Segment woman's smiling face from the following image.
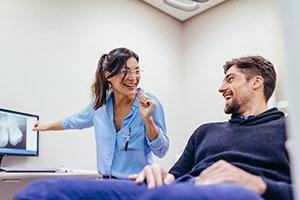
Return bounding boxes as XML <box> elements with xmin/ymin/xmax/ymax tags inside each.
<box><xmin>107</xmin><ymin>56</ymin><xmax>140</xmax><ymax>98</ymax></box>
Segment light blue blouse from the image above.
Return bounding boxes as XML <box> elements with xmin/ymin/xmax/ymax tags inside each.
<box><xmin>61</xmin><ymin>88</ymin><xmax>169</xmax><ymax>179</ymax></box>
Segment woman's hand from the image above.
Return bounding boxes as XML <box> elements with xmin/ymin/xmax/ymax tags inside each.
<box><xmin>139</xmin><ymin>92</ymin><xmax>155</xmax><ymax>120</ymax></box>
<box><xmin>32</xmin><ymin>120</ymin><xmax>64</xmax><ymax>131</ymax></box>
<box><xmin>138</xmin><ymin>92</ymin><xmax>159</xmax><ymax>141</ymax></box>
<box><xmin>32</xmin><ymin>120</ymin><xmax>49</xmax><ymax>131</ymax></box>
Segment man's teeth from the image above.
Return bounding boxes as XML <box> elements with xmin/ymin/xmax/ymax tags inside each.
<box><xmin>225</xmin><ymin>96</ymin><xmax>232</xmax><ymax>100</ymax></box>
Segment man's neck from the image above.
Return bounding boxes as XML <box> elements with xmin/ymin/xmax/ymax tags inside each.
<box><xmin>238</xmin><ymin>103</ymin><xmax>268</xmax><ymax>119</ymax></box>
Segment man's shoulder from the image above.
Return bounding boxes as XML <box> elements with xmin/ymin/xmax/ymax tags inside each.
<box><xmin>198</xmin><ymin>121</ymin><xmax>229</xmax><ymax>128</ymax></box>
<box><xmin>186</xmin><ymin>121</ymin><xmax>230</xmax><ymax>145</ymax></box>
<box><xmin>192</xmin><ymin>121</ymin><xmax>229</xmax><ymax>135</ymax></box>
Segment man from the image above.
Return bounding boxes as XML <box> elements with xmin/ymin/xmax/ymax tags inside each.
<box><xmin>13</xmin><ymin>55</ymin><xmax>293</xmax><ymax>200</ymax></box>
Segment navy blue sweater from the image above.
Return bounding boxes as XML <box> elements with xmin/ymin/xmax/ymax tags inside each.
<box><xmin>169</xmin><ymin>108</ymin><xmax>293</xmax><ymax>200</ymax></box>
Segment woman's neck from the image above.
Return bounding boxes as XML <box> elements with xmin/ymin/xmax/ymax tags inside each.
<box><xmin>113</xmin><ymin>92</ymin><xmax>137</xmax><ymax>109</ymax></box>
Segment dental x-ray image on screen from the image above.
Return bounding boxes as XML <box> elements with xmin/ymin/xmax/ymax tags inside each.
<box><xmin>0</xmin><ymin>108</ymin><xmax>38</xmax><ymax>157</ymax></box>
<box><xmin>0</xmin><ymin>113</ymin><xmax>27</xmax><ymax>148</ymax></box>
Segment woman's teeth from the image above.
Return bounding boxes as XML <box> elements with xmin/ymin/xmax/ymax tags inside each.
<box><xmin>124</xmin><ymin>84</ymin><xmax>135</xmax><ymax>87</ymax></box>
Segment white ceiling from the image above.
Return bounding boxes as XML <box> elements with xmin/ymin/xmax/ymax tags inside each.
<box><xmin>141</xmin><ymin>0</ymin><xmax>227</xmax><ymax>21</ymax></box>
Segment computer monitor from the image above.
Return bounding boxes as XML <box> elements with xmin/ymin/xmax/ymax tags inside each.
<box><xmin>0</xmin><ymin>108</ymin><xmax>39</xmax><ymax>165</ymax></box>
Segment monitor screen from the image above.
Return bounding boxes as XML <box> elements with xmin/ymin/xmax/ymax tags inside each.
<box><xmin>0</xmin><ymin>108</ymin><xmax>39</xmax><ymax>156</ymax></box>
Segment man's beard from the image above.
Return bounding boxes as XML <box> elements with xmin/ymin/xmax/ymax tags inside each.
<box><xmin>224</xmin><ymin>98</ymin><xmax>241</xmax><ymax>114</ymax></box>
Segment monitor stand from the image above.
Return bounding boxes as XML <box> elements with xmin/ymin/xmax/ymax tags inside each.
<box><xmin>0</xmin><ymin>155</ymin><xmax>7</xmax><ymax>171</ymax></box>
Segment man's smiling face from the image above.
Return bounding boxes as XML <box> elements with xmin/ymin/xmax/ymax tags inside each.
<box><xmin>218</xmin><ymin>65</ymin><xmax>253</xmax><ymax>115</ymax></box>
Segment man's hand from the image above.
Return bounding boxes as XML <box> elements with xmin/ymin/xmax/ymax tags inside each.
<box><xmin>195</xmin><ymin>160</ymin><xmax>267</xmax><ymax>196</ymax></box>
<box><xmin>128</xmin><ymin>163</ymin><xmax>175</xmax><ymax>189</ymax></box>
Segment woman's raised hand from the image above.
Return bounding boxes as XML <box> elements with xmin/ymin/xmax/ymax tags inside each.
<box><xmin>138</xmin><ymin>92</ymin><xmax>155</xmax><ymax>120</ymax></box>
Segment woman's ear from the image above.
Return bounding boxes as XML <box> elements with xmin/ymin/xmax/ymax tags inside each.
<box><xmin>104</xmin><ymin>71</ymin><xmax>111</xmax><ymax>79</ymax></box>
<box><xmin>252</xmin><ymin>76</ymin><xmax>264</xmax><ymax>90</ymax></box>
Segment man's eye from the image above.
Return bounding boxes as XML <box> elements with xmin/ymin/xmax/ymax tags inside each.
<box><xmin>135</xmin><ymin>70</ymin><xmax>140</xmax><ymax>74</ymax></box>
<box><xmin>228</xmin><ymin>77</ymin><xmax>233</xmax><ymax>82</ymax></box>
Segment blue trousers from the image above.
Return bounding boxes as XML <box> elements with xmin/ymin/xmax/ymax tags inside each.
<box><xmin>13</xmin><ymin>177</ymin><xmax>264</xmax><ymax>200</ymax></box>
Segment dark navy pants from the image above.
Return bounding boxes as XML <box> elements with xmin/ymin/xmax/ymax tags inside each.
<box><xmin>13</xmin><ymin>177</ymin><xmax>264</xmax><ymax>200</ymax></box>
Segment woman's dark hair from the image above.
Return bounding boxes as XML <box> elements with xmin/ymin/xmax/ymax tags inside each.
<box><xmin>91</xmin><ymin>47</ymin><xmax>139</xmax><ymax>110</ymax></box>
<box><xmin>223</xmin><ymin>55</ymin><xmax>276</xmax><ymax>102</ymax></box>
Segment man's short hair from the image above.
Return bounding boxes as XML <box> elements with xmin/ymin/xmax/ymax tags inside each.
<box><xmin>223</xmin><ymin>55</ymin><xmax>276</xmax><ymax>102</ymax></box>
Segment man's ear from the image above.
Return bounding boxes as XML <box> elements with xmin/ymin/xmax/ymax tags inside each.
<box><xmin>252</xmin><ymin>76</ymin><xmax>264</xmax><ymax>90</ymax></box>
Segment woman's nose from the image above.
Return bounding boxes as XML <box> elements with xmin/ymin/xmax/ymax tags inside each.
<box><xmin>127</xmin><ymin>72</ymin><xmax>136</xmax><ymax>79</ymax></box>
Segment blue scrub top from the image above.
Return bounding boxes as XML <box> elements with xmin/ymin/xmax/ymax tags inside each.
<box><xmin>62</xmin><ymin>88</ymin><xmax>169</xmax><ymax>179</ymax></box>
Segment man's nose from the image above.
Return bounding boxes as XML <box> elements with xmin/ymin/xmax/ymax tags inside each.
<box><xmin>218</xmin><ymin>82</ymin><xmax>227</xmax><ymax>93</ymax></box>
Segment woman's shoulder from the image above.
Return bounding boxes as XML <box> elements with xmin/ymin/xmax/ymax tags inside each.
<box><xmin>138</xmin><ymin>88</ymin><xmax>158</xmax><ymax>99</ymax></box>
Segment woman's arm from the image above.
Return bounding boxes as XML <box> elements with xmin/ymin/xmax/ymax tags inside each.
<box><xmin>32</xmin><ymin>120</ymin><xmax>64</xmax><ymax>131</ymax></box>
<box><xmin>33</xmin><ymin>101</ymin><xmax>94</xmax><ymax>132</ymax></box>
<box><xmin>139</xmin><ymin>92</ymin><xmax>159</xmax><ymax>141</ymax></box>
<box><xmin>139</xmin><ymin>91</ymin><xmax>169</xmax><ymax>158</ymax></box>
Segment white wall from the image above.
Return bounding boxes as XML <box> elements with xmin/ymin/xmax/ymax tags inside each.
<box><xmin>180</xmin><ymin>0</ymin><xmax>287</xmax><ymax>148</ymax></box>
<box><xmin>0</xmin><ymin>0</ymin><xmax>183</xmax><ymax>171</ymax></box>
<box><xmin>0</xmin><ymin>0</ymin><xmax>288</xmax><ymax>172</ymax></box>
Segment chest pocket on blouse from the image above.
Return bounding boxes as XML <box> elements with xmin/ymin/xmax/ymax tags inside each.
<box><xmin>117</xmin><ymin>125</ymin><xmax>146</xmax><ymax>151</ymax></box>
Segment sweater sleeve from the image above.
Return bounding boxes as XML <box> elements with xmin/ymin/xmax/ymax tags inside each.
<box><xmin>262</xmin><ymin>177</ymin><xmax>293</xmax><ymax>200</ymax></box>
<box><xmin>169</xmin><ymin>131</ymin><xmax>196</xmax><ymax>178</ymax></box>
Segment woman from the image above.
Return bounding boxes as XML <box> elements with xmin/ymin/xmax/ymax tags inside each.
<box><xmin>33</xmin><ymin>47</ymin><xmax>169</xmax><ymax>179</ymax></box>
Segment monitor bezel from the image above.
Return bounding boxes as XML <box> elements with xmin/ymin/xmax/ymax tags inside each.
<box><xmin>0</xmin><ymin>108</ymin><xmax>39</xmax><ymax>157</ymax></box>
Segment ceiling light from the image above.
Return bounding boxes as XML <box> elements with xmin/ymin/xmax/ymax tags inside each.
<box><xmin>163</xmin><ymin>0</ymin><xmax>212</xmax><ymax>12</ymax></box>
<box><xmin>190</xmin><ymin>0</ymin><xmax>211</xmax><ymax>4</ymax></box>
<box><xmin>163</xmin><ymin>0</ymin><xmax>199</xmax><ymax>12</ymax></box>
